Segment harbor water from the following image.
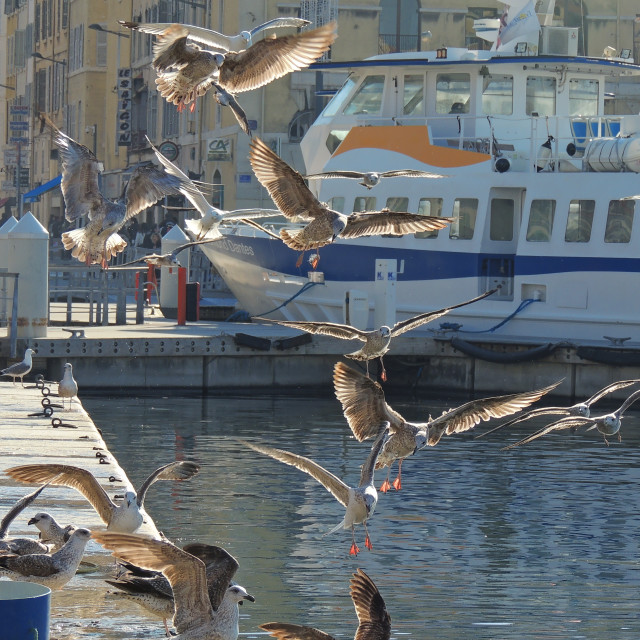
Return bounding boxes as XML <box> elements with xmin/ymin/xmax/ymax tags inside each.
<box><xmin>52</xmin><ymin>387</ymin><xmax>640</xmax><ymax>639</ymax></box>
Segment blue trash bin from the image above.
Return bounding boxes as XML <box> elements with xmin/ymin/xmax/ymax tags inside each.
<box><xmin>0</xmin><ymin>580</ymin><xmax>51</xmax><ymax>640</ymax></box>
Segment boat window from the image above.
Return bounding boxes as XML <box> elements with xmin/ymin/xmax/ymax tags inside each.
<box><xmin>565</xmin><ymin>200</ymin><xmax>595</xmax><ymax>242</ymax></box>
<box><xmin>526</xmin><ymin>200</ymin><xmax>555</xmax><ymax>242</ymax></box>
<box><xmin>325</xmin><ymin>129</ymin><xmax>349</xmax><ymax>154</ymax></box>
<box><xmin>385</xmin><ymin>197</ymin><xmax>409</xmax><ymax>211</ymax></box>
<box><xmin>482</xmin><ymin>75</ymin><xmax>513</xmax><ymax>116</ymax></box>
<box><xmin>415</xmin><ymin>197</ymin><xmax>444</xmax><ymax>238</ymax></box>
<box><xmin>436</xmin><ymin>73</ymin><xmax>470</xmax><ymax>115</ymax></box>
<box><xmin>604</xmin><ymin>200</ymin><xmax>634</xmax><ymax>243</ymax></box>
<box><xmin>343</xmin><ymin>75</ymin><xmax>385</xmax><ymax>115</ymax></box>
<box><xmin>526</xmin><ymin>76</ymin><xmax>556</xmax><ymax>116</ymax></box>
<box><xmin>490</xmin><ymin>199</ymin><xmax>514</xmax><ymax>241</ymax></box>
<box><xmin>353</xmin><ymin>196</ymin><xmax>376</xmax><ymax>212</ymax></box>
<box><xmin>449</xmin><ymin>198</ymin><xmax>478</xmax><ymax>239</ymax></box>
<box><xmin>403</xmin><ymin>74</ymin><xmax>424</xmax><ymax>115</ymax></box>
<box><xmin>569</xmin><ymin>79</ymin><xmax>599</xmax><ymax>117</ymax></box>
<box><xmin>321</xmin><ymin>76</ymin><xmax>357</xmax><ymax>118</ymax></box>
<box><xmin>328</xmin><ymin>197</ymin><xmax>345</xmax><ymax>213</ymax></box>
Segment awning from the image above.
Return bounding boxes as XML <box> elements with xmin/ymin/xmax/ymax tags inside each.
<box><xmin>0</xmin><ymin>198</ymin><xmax>10</xmax><ymax>207</ymax></box>
<box><xmin>23</xmin><ymin>174</ymin><xmax>62</xmax><ymax>203</ymax></box>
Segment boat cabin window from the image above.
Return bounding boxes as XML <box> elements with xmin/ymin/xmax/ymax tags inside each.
<box><xmin>604</xmin><ymin>199</ymin><xmax>635</xmax><ymax>243</ymax></box>
<box><xmin>565</xmin><ymin>200</ymin><xmax>595</xmax><ymax>242</ymax></box>
<box><xmin>526</xmin><ymin>200</ymin><xmax>555</xmax><ymax>242</ymax></box>
<box><xmin>328</xmin><ymin>197</ymin><xmax>345</xmax><ymax>213</ymax></box>
<box><xmin>449</xmin><ymin>198</ymin><xmax>478</xmax><ymax>239</ymax></box>
<box><xmin>321</xmin><ymin>76</ymin><xmax>357</xmax><ymax>118</ymax></box>
<box><xmin>385</xmin><ymin>197</ymin><xmax>409</xmax><ymax>211</ymax></box>
<box><xmin>436</xmin><ymin>73</ymin><xmax>470</xmax><ymax>115</ymax></box>
<box><xmin>482</xmin><ymin>75</ymin><xmax>513</xmax><ymax>116</ymax></box>
<box><xmin>569</xmin><ymin>79</ymin><xmax>599</xmax><ymax>116</ymax></box>
<box><xmin>325</xmin><ymin>129</ymin><xmax>349</xmax><ymax>154</ymax></box>
<box><xmin>343</xmin><ymin>75</ymin><xmax>385</xmax><ymax>115</ymax></box>
<box><xmin>526</xmin><ymin>76</ymin><xmax>556</xmax><ymax>116</ymax></box>
<box><xmin>353</xmin><ymin>196</ymin><xmax>376</xmax><ymax>212</ymax></box>
<box><xmin>403</xmin><ymin>74</ymin><xmax>424</xmax><ymax>115</ymax></box>
<box><xmin>490</xmin><ymin>199</ymin><xmax>514</xmax><ymax>241</ymax></box>
<box><xmin>415</xmin><ymin>197</ymin><xmax>444</xmax><ymax>238</ymax></box>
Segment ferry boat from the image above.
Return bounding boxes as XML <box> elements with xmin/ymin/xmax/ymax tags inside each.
<box><xmin>198</xmin><ymin>22</ymin><xmax>640</xmax><ymax>354</ymax></box>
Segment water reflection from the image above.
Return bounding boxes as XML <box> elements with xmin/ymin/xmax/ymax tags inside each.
<box><xmin>56</xmin><ymin>392</ymin><xmax>640</xmax><ymax>639</ymax></box>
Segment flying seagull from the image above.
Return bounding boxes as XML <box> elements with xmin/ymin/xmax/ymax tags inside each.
<box><xmin>305</xmin><ymin>169</ymin><xmax>447</xmax><ymax>189</ymax></box>
<box><xmin>41</xmin><ymin>114</ymin><xmax>186</xmax><ymax>268</ymax></box>
<box><xmin>212</xmin><ymin>82</ymin><xmax>251</xmax><ymax>136</ymax></box>
<box><xmin>239</xmin><ymin>423</ymin><xmax>389</xmax><ymax>556</ymax></box>
<box><xmin>1</xmin><ymin>347</ymin><xmax>34</xmax><ymax>386</ymax></box>
<box><xmin>116</xmin><ymin>238</ymin><xmax>225</xmax><ymax>268</ymax></box>
<box><xmin>150</xmin><ymin>138</ymin><xmax>280</xmax><ymax>240</ymax></box>
<box><xmin>0</xmin><ymin>528</ymin><xmax>92</xmax><ymax>590</ymax></box>
<box><xmin>6</xmin><ymin>461</ymin><xmax>200</xmax><ymax>533</ymax></box>
<box><xmin>28</xmin><ymin>512</ymin><xmax>77</xmax><ymax>552</ymax></box>
<box><xmin>260</xmin><ymin>568</ymin><xmax>391</xmax><ymax>640</ymax></box>
<box><xmin>119</xmin><ymin>17</ymin><xmax>310</xmax><ymax>52</ymax></box>
<box><xmin>57</xmin><ymin>362</ymin><xmax>78</xmax><ymax>410</ymax></box>
<box><xmin>94</xmin><ymin>532</ymin><xmax>255</xmax><ymax>640</ymax></box>
<box><xmin>107</xmin><ymin>543</ymin><xmax>252</xmax><ymax>638</ymax></box>
<box><xmin>249</xmin><ymin>137</ymin><xmax>453</xmax><ymax>267</ymax></box>
<box><xmin>503</xmin><ymin>388</ymin><xmax>640</xmax><ymax>449</ymax></box>
<box><xmin>334</xmin><ymin>361</ymin><xmax>562</xmax><ymax>491</ymax></box>
<box><xmin>255</xmin><ymin>288</ymin><xmax>497</xmax><ymax>380</ymax></box>
<box><xmin>477</xmin><ymin>378</ymin><xmax>640</xmax><ymax>439</ymax></box>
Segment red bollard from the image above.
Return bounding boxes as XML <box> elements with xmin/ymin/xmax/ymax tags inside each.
<box><xmin>134</xmin><ymin>272</ymin><xmax>140</xmax><ymax>301</ymax></box>
<box><xmin>146</xmin><ymin>264</ymin><xmax>156</xmax><ymax>303</ymax></box>
<box><xmin>177</xmin><ymin>266</ymin><xmax>187</xmax><ymax>325</ymax></box>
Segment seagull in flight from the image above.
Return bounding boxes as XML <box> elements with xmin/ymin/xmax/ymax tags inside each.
<box><xmin>212</xmin><ymin>82</ymin><xmax>252</xmax><ymax>136</ymax></box>
<box><xmin>5</xmin><ymin>461</ymin><xmax>200</xmax><ymax>533</ymax></box>
<box><xmin>260</xmin><ymin>568</ymin><xmax>391</xmax><ymax>640</ymax></box>
<box><xmin>239</xmin><ymin>423</ymin><xmax>389</xmax><ymax>556</ymax></box>
<box><xmin>1</xmin><ymin>347</ymin><xmax>34</xmax><ymax>386</ymax></box>
<box><xmin>249</xmin><ymin>137</ymin><xmax>452</xmax><ymax>267</ymax></box>
<box><xmin>334</xmin><ymin>361</ymin><xmax>562</xmax><ymax>492</ymax></box>
<box><xmin>305</xmin><ymin>168</ymin><xmax>447</xmax><ymax>189</ymax></box>
<box><xmin>117</xmin><ymin>238</ymin><xmax>224</xmax><ymax>268</ymax></box>
<box><xmin>255</xmin><ymin>288</ymin><xmax>497</xmax><ymax>380</ymax></box>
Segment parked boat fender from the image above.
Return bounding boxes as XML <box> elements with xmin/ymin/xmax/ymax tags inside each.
<box><xmin>450</xmin><ymin>337</ymin><xmax>557</xmax><ymax>363</ymax></box>
<box><xmin>536</xmin><ymin>136</ymin><xmax>554</xmax><ymax>172</ymax></box>
<box><xmin>585</xmin><ymin>136</ymin><xmax>640</xmax><ymax>172</ymax></box>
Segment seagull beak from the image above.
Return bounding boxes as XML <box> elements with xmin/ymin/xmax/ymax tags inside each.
<box><xmin>27</xmin><ymin>516</ymin><xmax>38</xmax><ymax>525</ymax></box>
<box><xmin>242</xmin><ymin>594</ymin><xmax>256</xmax><ymax>603</ymax></box>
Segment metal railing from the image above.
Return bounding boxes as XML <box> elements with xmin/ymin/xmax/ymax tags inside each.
<box><xmin>0</xmin><ymin>272</ymin><xmax>19</xmax><ymax>358</ymax></box>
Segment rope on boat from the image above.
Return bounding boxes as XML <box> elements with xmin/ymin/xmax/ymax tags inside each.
<box><xmin>439</xmin><ymin>297</ymin><xmax>541</xmax><ymax>334</ymax></box>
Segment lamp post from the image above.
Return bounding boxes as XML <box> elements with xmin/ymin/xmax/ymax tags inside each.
<box><xmin>31</xmin><ymin>51</ymin><xmax>67</xmax><ymax>65</ymax></box>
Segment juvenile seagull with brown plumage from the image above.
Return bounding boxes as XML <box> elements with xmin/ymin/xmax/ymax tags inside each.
<box><xmin>333</xmin><ymin>361</ymin><xmax>562</xmax><ymax>492</ymax></box>
<box><xmin>260</xmin><ymin>568</ymin><xmax>391</xmax><ymax>640</ymax></box>
<box><xmin>249</xmin><ymin>137</ymin><xmax>453</xmax><ymax>267</ymax></box>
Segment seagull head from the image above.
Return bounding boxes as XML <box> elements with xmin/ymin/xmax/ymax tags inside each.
<box><xmin>575</xmin><ymin>403</ymin><xmax>590</xmax><ymax>418</ymax></box>
<box><xmin>123</xmin><ymin>490</ymin><xmax>138</xmax><ymax>507</ymax></box>
<box><xmin>213</xmin><ymin>52</ymin><xmax>226</xmax><ymax>68</ymax></box>
<box><xmin>332</xmin><ymin>216</ymin><xmax>347</xmax><ymax>240</ymax></box>
<box><xmin>415</xmin><ymin>431</ymin><xmax>428</xmax><ymax>452</ymax></box>
<box><xmin>239</xmin><ymin>31</ymin><xmax>252</xmax><ymax>48</ymax></box>
<box><xmin>24</xmin><ymin>348</ymin><xmax>34</xmax><ymax>357</ymax></box>
<box><xmin>601</xmin><ymin>415</ymin><xmax>621</xmax><ymax>435</ymax></box>
<box><xmin>69</xmin><ymin>528</ymin><xmax>92</xmax><ymax>545</ymax></box>
<box><xmin>64</xmin><ymin>362</ymin><xmax>73</xmax><ymax>371</ymax></box>
<box><xmin>378</xmin><ymin>326</ymin><xmax>391</xmax><ymax>339</ymax></box>
<box><xmin>227</xmin><ymin>583</ymin><xmax>255</xmax><ymax>605</ymax></box>
<box><xmin>102</xmin><ymin>210</ymin><xmax>122</xmax><ymax>233</ymax></box>
<box><xmin>28</xmin><ymin>512</ymin><xmax>53</xmax><ymax>528</ymax></box>
<box><xmin>363</xmin><ymin>172</ymin><xmax>380</xmax><ymax>187</ymax></box>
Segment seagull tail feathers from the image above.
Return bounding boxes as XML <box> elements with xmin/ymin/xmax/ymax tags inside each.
<box><xmin>323</xmin><ymin>518</ymin><xmax>346</xmax><ymax>537</ymax></box>
<box><xmin>62</xmin><ymin>229</ymin><xmax>127</xmax><ymax>265</ymax></box>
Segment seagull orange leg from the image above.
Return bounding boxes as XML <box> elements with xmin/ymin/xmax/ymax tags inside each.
<box><xmin>311</xmin><ymin>249</ymin><xmax>320</xmax><ymax>269</ymax></box>
<box><xmin>295</xmin><ymin>252</ymin><xmax>304</xmax><ymax>268</ymax></box>
<box><xmin>364</xmin><ymin>522</ymin><xmax>373</xmax><ymax>550</ymax></box>
<box><xmin>349</xmin><ymin>527</ymin><xmax>360</xmax><ymax>556</ymax></box>
<box><xmin>392</xmin><ymin>459</ymin><xmax>403</xmax><ymax>491</ymax></box>
<box><xmin>379</xmin><ymin>468</ymin><xmax>392</xmax><ymax>493</ymax></box>
<box><xmin>380</xmin><ymin>357</ymin><xmax>387</xmax><ymax>382</ymax></box>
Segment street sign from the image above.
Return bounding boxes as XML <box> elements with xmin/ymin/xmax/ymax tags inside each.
<box><xmin>117</xmin><ymin>67</ymin><xmax>132</xmax><ymax>146</ymax></box>
<box><xmin>17</xmin><ymin>167</ymin><xmax>29</xmax><ymax>188</ymax></box>
<box><xmin>2</xmin><ymin>182</ymin><xmax>16</xmax><ymax>192</ymax></box>
<box><xmin>9</xmin><ymin>105</ymin><xmax>29</xmax><ymax>115</ymax></box>
<box><xmin>9</xmin><ymin>121</ymin><xmax>29</xmax><ymax>131</ymax></box>
<box><xmin>9</xmin><ymin>136</ymin><xmax>29</xmax><ymax>144</ymax></box>
<box><xmin>4</xmin><ymin>150</ymin><xmax>18</xmax><ymax>164</ymax></box>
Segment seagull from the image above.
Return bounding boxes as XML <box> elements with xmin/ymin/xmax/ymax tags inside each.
<box><xmin>1</xmin><ymin>347</ymin><xmax>34</xmax><ymax>386</ymax></box>
<box><xmin>212</xmin><ymin>82</ymin><xmax>251</xmax><ymax>136</ymax></box>
<box><xmin>119</xmin><ymin>17</ymin><xmax>311</xmax><ymax>53</ymax></box>
<box><xmin>477</xmin><ymin>379</ymin><xmax>640</xmax><ymax>439</ymax></box>
<box><xmin>94</xmin><ymin>532</ymin><xmax>255</xmax><ymax>640</ymax></box>
<box><xmin>0</xmin><ymin>528</ymin><xmax>91</xmax><ymax>590</ymax></box>
<box><xmin>260</xmin><ymin>568</ymin><xmax>391</xmax><ymax>640</ymax></box>
<box><xmin>305</xmin><ymin>169</ymin><xmax>447</xmax><ymax>189</ymax></box>
<box><xmin>28</xmin><ymin>512</ymin><xmax>77</xmax><ymax>552</ymax></box>
<box><xmin>503</xmin><ymin>388</ymin><xmax>640</xmax><ymax>449</ymax></box>
<box><xmin>5</xmin><ymin>461</ymin><xmax>200</xmax><ymax>533</ymax></box>
<box><xmin>255</xmin><ymin>288</ymin><xmax>497</xmax><ymax>381</ymax></box>
<box><xmin>131</xmin><ymin>22</ymin><xmax>336</xmax><ymax>113</ymax></box>
<box><xmin>57</xmin><ymin>362</ymin><xmax>78</xmax><ymax>410</ymax></box>
<box><xmin>116</xmin><ymin>238</ymin><xmax>224</xmax><ymax>268</ymax></box>
<box><xmin>334</xmin><ymin>361</ymin><xmax>562</xmax><ymax>492</ymax></box>
<box><xmin>41</xmin><ymin>114</ymin><xmax>187</xmax><ymax>268</ymax></box>
<box><xmin>0</xmin><ymin>484</ymin><xmax>52</xmax><ymax>556</ymax></box>
<box><xmin>107</xmin><ymin>543</ymin><xmax>252</xmax><ymax>638</ymax></box>
<box><xmin>150</xmin><ymin>138</ymin><xmax>280</xmax><ymax>240</ymax></box>
<box><xmin>249</xmin><ymin>137</ymin><xmax>453</xmax><ymax>267</ymax></box>
<box><xmin>239</xmin><ymin>423</ymin><xmax>389</xmax><ymax>556</ymax></box>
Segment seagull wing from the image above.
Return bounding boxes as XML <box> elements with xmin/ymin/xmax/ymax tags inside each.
<box><xmin>475</xmin><ymin>406</ymin><xmax>570</xmax><ymax>439</ymax></box>
<box><xmin>305</xmin><ymin>170</ymin><xmax>366</xmax><ymax>180</ymax></box>
<box><xmin>123</xmin><ymin>164</ymin><xmax>185</xmax><ymax>223</ymax></box>
<box><xmin>218</xmin><ymin>23</ymin><xmax>337</xmax><ymax>93</ymax></box>
<box><xmin>333</xmin><ymin>362</ymin><xmax>404</xmax><ymax>441</ymax></box>
<box><xmin>150</xmin><ymin>24</ymin><xmax>199</xmax><ymax>71</ymax></box>
<box><xmin>260</xmin><ymin>623</ymin><xmax>336</xmax><ymax>640</ymax></box>
<box><xmin>254</xmin><ymin>317</ymin><xmax>369</xmax><ymax>341</ymax></box>
<box><xmin>119</xmin><ymin>22</ymin><xmax>234</xmax><ymax>51</ymax></box>
<box><xmin>359</xmin><ymin>424</ymin><xmax>389</xmax><ymax>487</ymax></box>
<box><xmin>219</xmin><ymin>208</ymin><xmax>281</xmax><ymax>220</ymax></box>
<box><xmin>240</xmin><ymin>440</ymin><xmax>350</xmax><ymax>508</ymax></box>
<box><xmin>502</xmin><ymin>416</ymin><xmax>592</xmax><ymax>450</ymax></box>
<box><xmin>249</xmin><ymin>138</ymin><xmax>324</xmax><ymax>220</ymax></box>
<box><xmin>93</xmin><ymin>532</ymin><xmax>214</xmax><ymax>635</ymax></box>
<box><xmin>6</xmin><ymin>464</ymin><xmax>116</xmax><ymax>525</ymax></box>
<box><xmin>0</xmin><ymin>553</ymin><xmax>59</xmax><ymax>577</ymax></box>
<box><xmin>0</xmin><ymin>483</ymin><xmax>49</xmax><ymax>539</ymax></box>
<box><xmin>214</xmin><ymin>83</ymin><xmax>251</xmax><ymax>135</ymax></box>
<box><xmin>616</xmin><ymin>388</ymin><xmax>640</xmax><ymax>415</ymax></box>
<box><xmin>249</xmin><ymin>17</ymin><xmax>311</xmax><ymax>38</ymax></box>
<box><xmin>136</xmin><ymin>461</ymin><xmax>200</xmax><ymax>507</ymax></box>
<box><xmin>351</xmin><ymin>569</ymin><xmax>391</xmax><ymax>640</ymax></box>
<box><xmin>379</xmin><ymin>169</ymin><xmax>446</xmax><ymax>179</ymax></box>
<box><xmin>391</xmin><ymin>288</ymin><xmax>499</xmax><ymax>337</ymax></box>
<box><xmin>584</xmin><ymin>379</ymin><xmax>640</xmax><ymax>406</ymax></box>
<box><xmin>341</xmin><ymin>210</ymin><xmax>452</xmax><ymax>240</ymax></box>
<box><xmin>427</xmin><ymin>380</ymin><xmax>563</xmax><ymax>446</ymax></box>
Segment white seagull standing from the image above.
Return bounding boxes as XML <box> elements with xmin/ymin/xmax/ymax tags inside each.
<box><xmin>1</xmin><ymin>347</ymin><xmax>34</xmax><ymax>386</ymax></box>
<box><xmin>239</xmin><ymin>423</ymin><xmax>389</xmax><ymax>556</ymax></box>
<box><xmin>28</xmin><ymin>512</ymin><xmax>77</xmax><ymax>552</ymax></box>
<box><xmin>57</xmin><ymin>362</ymin><xmax>78</xmax><ymax>410</ymax></box>
<box><xmin>6</xmin><ymin>461</ymin><xmax>200</xmax><ymax>533</ymax></box>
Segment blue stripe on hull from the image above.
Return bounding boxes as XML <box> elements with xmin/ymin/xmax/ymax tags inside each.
<box><xmin>212</xmin><ymin>236</ymin><xmax>640</xmax><ymax>282</ymax></box>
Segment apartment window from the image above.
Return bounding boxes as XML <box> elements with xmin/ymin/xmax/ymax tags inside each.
<box><xmin>565</xmin><ymin>200</ymin><xmax>595</xmax><ymax>242</ymax></box>
<box><xmin>41</xmin><ymin>0</ymin><xmax>48</xmax><ymax>40</ymax></box>
<box><xmin>162</xmin><ymin>100</ymin><xmax>179</xmax><ymax>138</ymax></box>
<box><xmin>35</xmin><ymin>4</ymin><xmax>41</xmax><ymax>43</ymax></box>
<box><xmin>450</xmin><ymin>198</ymin><xmax>478</xmax><ymax>239</ymax></box>
<box><xmin>69</xmin><ymin>25</ymin><xmax>84</xmax><ymax>71</ymax></box>
<box><xmin>148</xmin><ymin>90</ymin><xmax>158</xmax><ymax>141</ymax></box>
<box><xmin>526</xmin><ymin>76</ymin><xmax>556</xmax><ymax>116</ymax></box>
<box><xmin>604</xmin><ymin>200</ymin><xmax>634</xmax><ymax>243</ymax></box>
<box><xmin>14</xmin><ymin>30</ymin><xmax>25</xmax><ymax>69</ymax></box>
<box><xmin>415</xmin><ymin>197</ymin><xmax>444</xmax><ymax>239</ymax></box>
<box><xmin>526</xmin><ymin>200</ymin><xmax>555</xmax><ymax>242</ymax></box>
<box><xmin>436</xmin><ymin>73</ymin><xmax>470</xmax><ymax>115</ymax></box>
<box><xmin>490</xmin><ymin>198</ymin><xmax>514</xmax><ymax>241</ymax></box>
<box><xmin>36</xmin><ymin>68</ymin><xmax>47</xmax><ymax>113</ymax></box>
<box><xmin>96</xmin><ymin>29</ymin><xmax>107</xmax><ymax>67</ymax></box>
